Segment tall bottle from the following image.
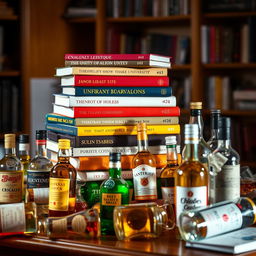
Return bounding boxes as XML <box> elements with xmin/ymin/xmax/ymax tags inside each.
<box><xmin>175</xmin><ymin>124</ymin><xmax>208</xmax><ymax>224</ymax></box>
<box><xmin>18</xmin><ymin>134</ymin><xmax>30</xmax><ymax>180</ymax></box>
<box><xmin>160</xmin><ymin>136</ymin><xmax>179</xmax><ymax>205</ymax></box>
<box><xmin>207</xmin><ymin>109</ymin><xmax>221</xmax><ymax>150</ymax></box>
<box><xmin>132</xmin><ymin>123</ymin><xmax>157</xmax><ymax>202</ymax></box>
<box><xmin>179</xmin><ymin>197</ymin><xmax>256</xmax><ymax>241</ymax></box>
<box><xmin>212</xmin><ymin>117</ymin><xmax>240</xmax><ymax>203</ymax></box>
<box><xmin>27</xmin><ymin>130</ymin><xmax>53</xmax><ymax>205</ymax></box>
<box><xmin>100</xmin><ymin>152</ymin><xmax>129</xmax><ymax>235</ymax></box>
<box><xmin>0</xmin><ymin>134</ymin><xmax>23</xmax><ymax>203</ymax></box>
<box><xmin>49</xmin><ymin>139</ymin><xmax>77</xmax><ymax>217</ymax></box>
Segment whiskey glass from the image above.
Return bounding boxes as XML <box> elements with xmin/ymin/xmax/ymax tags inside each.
<box><xmin>113</xmin><ymin>199</ymin><xmax>175</xmax><ymax>240</ymax></box>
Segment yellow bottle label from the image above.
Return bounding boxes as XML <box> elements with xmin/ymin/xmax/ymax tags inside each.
<box><xmin>102</xmin><ymin>193</ymin><xmax>121</xmax><ymax>206</ymax></box>
<box><xmin>49</xmin><ymin>178</ymin><xmax>70</xmax><ymax>211</ymax></box>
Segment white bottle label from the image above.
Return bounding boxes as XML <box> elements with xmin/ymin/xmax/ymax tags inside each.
<box><xmin>200</xmin><ymin>203</ymin><xmax>243</xmax><ymax>238</ymax></box>
<box><xmin>176</xmin><ymin>186</ymin><xmax>207</xmax><ymax>226</ymax></box>
<box><xmin>0</xmin><ymin>203</ymin><xmax>26</xmax><ymax>232</ymax></box>
<box><xmin>161</xmin><ymin>187</ymin><xmax>174</xmax><ymax>204</ymax></box>
<box><xmin>133</xmin><ymin>164</ymin><xmax>157</xmax><ymax>200</ymax></box>
<box><xmin>33</xmin><ymin>188</ymin><xmax>49</xmax><ymax>204</ymax></box>
<box><xmin>216</xmin><ymin>164</ymin><xmax>240</xmax><ymax>202</ymax></box>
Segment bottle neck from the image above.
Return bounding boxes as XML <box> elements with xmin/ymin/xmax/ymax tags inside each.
<box><xmin>109</xmin><ymin>161</ymin><xmax>121</xmax><ymax>178</ymax></box>
<box><xmin>217</xmin><ymin>138</ymin><xmax>231</xmax><ymax>149</ymax></box>
<box><xmin>210</xmin><ymin>129</ymin><xmax>219</xmax><ymax>140</ymax></box>
<box><xmin>166</xmin><ymin>145</ymin><xmax>178</xmax><ymax>165</ymax></box>
<box><xmin>18</xmin><ymin>143</ymin><xmax>30</xmax><ymax>156</ymax></box>
<box><xmin>5</xmin><ymin>147</ymin><xmax>16</xmax><ymax>156</ymax></box>
<box><xmin>189</xmin><ymin>109</ymin><xmax>204</xmax><ymax>138</ymax></box>
<box><xmin>217</xmin><ymin>128</ymin><xmax>231</xmax><ymax>148</ymax></box>
<box><xmin>58</xmin><ymin>148</ymin><xmax>71</xmax><ymax>163</ymax></box>
<box><xmin>138</xmin><ymin>139</ymin><xmax>149</xmax><ymax>152</ymax></box>
<box><xmin>183</xmin><ymin>141</ymin><xmax>199</xmax><ymax>161</ymax></box>
<box><xmin>36</xmin><ymin>140</ymin><xmax>47</xmax><ymax>157</ymax></box>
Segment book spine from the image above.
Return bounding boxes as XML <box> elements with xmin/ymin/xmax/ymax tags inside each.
<box><xmin>46</xmin><ymin>113</ymin><xmax>76</xmax><ymax>126</ymax></box>
<box><xmin>46</xmin><ymin>123</ymin><xmax>180</xmax><ymax>136</ymax></box>
<box><xmin>64</xmin><ymin>76</ymin><xmax>169</xmax><ymax>87</ymax></box>
<box><xmin>66</xmin><ymin>87</ymin><xmax>172</xmax><ymax>97</ymax></box>
<box><xmin>64</xmin><ymin>96</ymin><xmax>176</xmax><ymax>107</ymax></box>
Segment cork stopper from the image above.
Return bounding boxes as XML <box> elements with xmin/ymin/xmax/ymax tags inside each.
<box><xmin>5</xmin><ymin>134</ymin><xmax>16</xmax><ymax>149</ymax></box>
<box><xmin>58</xmin><ymin>139</ymin><xmax>70</xmax><ymax>149</ymax></box>
<box><xmin>137</xmin><ymin>122</ymin><xmax>147</xmax><ymax>132</ymax></box>
<box><xmin>137</xmin><ymin>123</ymin><xmax>147</xmax><ymax>140</ymax></box>
<box><xmin>190</xmin><ymin>102</ymin><xmax>202</xmax><ymax>110</ymax></box>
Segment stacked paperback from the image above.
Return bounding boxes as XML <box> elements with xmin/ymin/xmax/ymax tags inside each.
<box><xmin>45</xmin><ymin>53</ymin><xmax>181</xmax><ymax>205</ymax></box>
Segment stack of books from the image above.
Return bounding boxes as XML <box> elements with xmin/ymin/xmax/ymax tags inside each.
<box><xmin>45</xmin><ymin>53</ymin><xmax>180</xmax><ymax>203</ymax></box>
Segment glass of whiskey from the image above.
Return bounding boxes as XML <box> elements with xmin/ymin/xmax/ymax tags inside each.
<box><xmin>113</xmin><ymin>199</ymin><xmax>175</xmax><ymax>240</ymax></box>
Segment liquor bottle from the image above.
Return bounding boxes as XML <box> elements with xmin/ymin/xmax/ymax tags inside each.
<box><xmin>27</xmin><ymin>130</ymin><xmax>53</xmax><ymax>205</ymax></box>
<box><xmin>179</xmin><ymin>197</ymin><xmax>256</xmax><ymax>242</ymax></box>
<box><xmin>160</xmin><ymin>136</ymin><xmax>179</xmax><ymax>204</ymax></box>
<box><xmin>75</xmin><ymin>181</ymin><xmax>88</xmax><ymax>212</ymax></box>
<box><xmin>100</xmin><ymin>152</ymin><xmax>129</xmax><ymax>235</ymax></box>
<box><xmin>49</xmin><ymin>139</ymin><xmax>77</xmax><ymax>217</ymax></box>
<box><xmin>47</xmin><ymin>208</ymin><xmax>100</xmax><ymax>239</ymax></box>
<box><xmin>113</xmin><ymin>200</ymin><xmax>175</xmax><ymax>240</ymax></box>
<box><xmin>212</xmin><ymin>117</ymin><xmax>240</xmax><ymax>203</ymax></box>
<box><xmin>18</xmin><ymin>134</ymin><xmax>30</xmax><ymax>179</ymax></box>
<box><xmin>132</xmin><ymin>122</ymin><xmax>157</xmax><ymax>202</ymax></box>
<box><xmin>175</xmin><ymin>124</ymin><xmax>208</xmax><ymax>225</ymax></box>
<box><xmin>82</xmin><ymin>181</ymin><xmax>101</xmax><ymax>208</ymax></box>
<box><xmin>0</xmin><ymin>134</ymin><xmax>23</xmax><ymax>203</ymax></box>
<box><xmin>207</xmin><ymin>109</ymin><xmax>221</xmax><ymax>151</ymax></box>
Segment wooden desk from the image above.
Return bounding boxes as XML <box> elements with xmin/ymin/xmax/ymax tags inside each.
<box><xmin>0</xmin><ymin>230</ymin><xmax>255</xmax><ymax>256</ymax></box>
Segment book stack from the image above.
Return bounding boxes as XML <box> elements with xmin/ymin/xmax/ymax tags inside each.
<box><xmin>45</xmin><ymin>53</ymin><xmax>181</xmax><ymax>204</ymax></box>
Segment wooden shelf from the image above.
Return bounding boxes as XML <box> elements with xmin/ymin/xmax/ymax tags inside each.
<box><xmin>0</xmin><ymin>15</ymin><xmax>18</xmax><ymax>20</ymax></box>
<box><xmin>66</xmin><ymin>17</ymin><xmax>96</xmax><ymax>23</ymax></box>
<box><xmin>241</xmin><ymin>161</ymin><xmax>256</xmax><ymax>167</ymax></box>
<box><xmin>172</xmin><ymin>64</ymin><xmax>191</xmax><ymax>70</ymax></box>
<box><xmin>204</xmin><ymin>11</ymin><xmax>256</xmax><ymax>18</ymax></box>
<box><xmin>203</xmin><ymin>63</ymin><xmax>256</xmax><ymax>69</ymax></box>
<box><xmin>0</xmin><ymin>70</ymin><xmax>20</xmax><ymax>76</ymax></box>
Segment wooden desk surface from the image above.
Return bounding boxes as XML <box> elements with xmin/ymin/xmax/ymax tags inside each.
<box><xmin>0</xmin><ymin>230</ymin><xmax>256</xmax><ymax>256</ymax></box>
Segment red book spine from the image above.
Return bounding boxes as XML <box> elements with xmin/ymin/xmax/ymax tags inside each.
<box><xmin>73</xmin><ymin>106</ymin><xmax>180</xmax><ymax>118</ymax></box>
<box><xmin>72</xmin><ymin>76</ymin><xmax>169</xmax><ymax>87</ymax></box>
<box><xmin>209</xmin><ymin>26</ymin><xmax>216</xmax><ymax>64</ymax></box>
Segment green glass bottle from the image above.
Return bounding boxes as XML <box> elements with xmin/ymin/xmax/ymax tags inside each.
<box><xmin>100</xmin><ymin>152</ymin><xmax>129</xmax><ymax>235</ymax></box>
<box><xmin>82</xmin><ymin>181</ymin><xmax>101</xmax><ymax>208</ymax></box>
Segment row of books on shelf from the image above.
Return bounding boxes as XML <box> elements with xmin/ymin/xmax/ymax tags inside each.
<box><xmin>106</xmin><ymin>0</ymin><xmax>190</xmax><ymax>18</ymax></box>
<box><xmin>201</xmin><ymin>18</ymin><xmax>256</xmax><ymax>64</ymax></box>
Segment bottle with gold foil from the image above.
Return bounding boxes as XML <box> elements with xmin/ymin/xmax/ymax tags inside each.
<box><xmin>175</xmin><ymin>124</ymin><xmax>208</xmax><ymax>225</ymax></box>
<box><xmin>49</xmin><ymin>139</ymin><xmax>77</xmax><ymax>217</ymax></box>
<box><xmin>160</xmin><ymin>136</ymin><xmax>179</xmax><ymax>204</ymax></box>
<box><xmin>100</xmin><ymin>152</ymin><xmax>129</xmax><ymax>235</ymax></box>
<box><xmin>0</xmin><ymin>134</ymin><xmax>23</xmax><ymax>203</ymax></box>
<box><xmin>132</xmin><ymin>123</ymin><xmax>157</xmax><ymax>202</ymax></box>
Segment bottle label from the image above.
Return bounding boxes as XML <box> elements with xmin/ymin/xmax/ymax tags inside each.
<box><xmin>0</xmin><ymin>171</ymin><xmax>23</xmax><ymax>203</ymax></box>
<box><xmin>19</xmin><ymin>144</ymin><xmax>30</xmax><ymax>151</ymax></box>
<box><xmin>0</xmin><ymin>203</ymin><xmax>26</xmax><ymax>232</ymax></box>
<box><xmin>176</xmin><ymin>186</ymin><xmax>207</xmax><ymax>226</ymax></box>
<box><xmin>49</xmin><ymin>178</ymin><xmax>70</xmax><ymax>211</ymax></box>
<box><xmin>33</xmin><ymin>188</ymin><xmax>49</xmax><ymax>204</ymax></box>
<box><xmin>161</xmin><ymin>187</ymin><xmax>174</xmax><ymax>204</ymax></box>
<box><xmin>200</xmin><ymin>202</ymin><xmax>243</xmax><ymax>238</ymax></box>
<box><xmin>71</xmin><ymin>215</ymin><xmax>87</xmax><ymax>232</ymax></box>
<box><xmin>27</xmin><ymin>170</ymin><xmax>50</xmax><ymax>189</ymax></box>
<box><xmin>216</xmin><ymin>164</ymin><xmax>240</xmax><ymax>202</ymax></box>
<box><xmin>102</xmin><ymin>193</ymin><xmax>121</xmax><ymax>206</ymax></box>
<box><xmin>133</xmin><ymin>164</ymin><xmax>157</xmax><ymax>200</ymax></box>
<box><xmin>208</xmin><ymin>152</ymin><xmax>228</xmax><ymax>176</ymax></box>
<box><xmin>51</xmin><ymin>218</ymin><xmax>67</xmax><ymax>233</ymax></box>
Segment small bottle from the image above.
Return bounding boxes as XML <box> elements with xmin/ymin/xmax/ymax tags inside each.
<box><xmin>113</xmin><ymin>200</ymin><xmax>175</xmax><ymax>240</ymax></box>
<box><xmin>27</xmin><ymin>130</ymin><xmax>53</xmax><ymax>205</ymax></box>
<box><xmin>179</xmin><ymin>197</ymin><xmax>256</xmax><ymax>241</ymax></box>
<box><xmin>160</xmin><ymin>136</ymin><xmax>179</xmax><ymax>204</ymax></box>
<box><xmin>175</xmin><ymin>124</ymin><xmax>208</xmax><ymax>224</ymax></box>
<box><xmin>47</xmin><ymin>208</ymin><xmax>100</xmax><ymax>239</ymax></box>
<box><xmin>49</xmin><ymin>139</ymin><xmax>77</xmax><ymax>217</ymax></box>
<box><xmin>212</xmin><ymin>117</ymin><xmax>240</xmax><ymax>203</ymax></box>
<box><xmin>75</xmin><ymin>181</ymin><xmax>88</xmax><ymax>212</ymax></box>
<box><xmin>100</xmin><ymin>152</ymin><xmax>129</xmax><ymax>235</ymax></box>
<box><xmin>18</xmin><ymin>134</ymin><xmax>30</xmax><ymax>180</ymax></box>
<box><xmin>132</xmin><ymin>123</ymin><xmax>157</xmax><ymax>202</ymax></box>
<box><xmin>0</xmin><ymin>134</ymin><xmax>23</xmax><ymax>203</ymax></box>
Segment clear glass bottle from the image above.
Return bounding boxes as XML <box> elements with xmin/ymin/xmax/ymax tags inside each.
<box><xmin>179</xmin><ymin>197</ymin><xmax>256</xmax><ymax>241</ymax></box>
<box><xmin>27</xmin><ymin>130</ymin><xmax>53</xmax><ymax>205</ymax></box>
<box><xmin>0</xmin><ymin>134</ymin><xmax>23</xmax><ymax>203</ymax></box>
<box><xmin>212</xmin><ymin>117</ymin><xmax>240</xmax><ymax>203</ymax></box>
<box><xmin>175</xmin><ymin>124</ymin><xmax>208</xmax><ymax>225</ymax></box>
<box><xmin>100</xmin><ymin>152</ymin><xmax>130</xmax><ymax>235</ymax></box>
<box><xmin>132</xmin><ymin>122</ymin><xmax>157</xmax><ymax>202</ymax></box>
<box><xmin>18</xmin><ymin>134</ymin><xmax>30</xmax><ymax>180</ymax></box>
<box><xmin>75</xmin><ymin>181</ymin><xmax>88</xmax><ymax>212</ymax></box>
<box><xmin>49</xmin><ymin>139</ymin><xmax>77</xmax><ymax>217</ymax></box>
<box><xmin>160</xmin><ymin>136</ymin><xmax>179</xmax><ymax>205</ymax></box>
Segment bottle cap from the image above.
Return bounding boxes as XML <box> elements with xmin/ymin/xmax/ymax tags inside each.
<box><xmin>210</xmin><ymin>109</ymin><xmax>221</xmax><ymax>129</ymax></box>
<box><xmin>36</xmin><ymin>130</ymin><xmax>47</xmax><ymax>140</ymax></box>
<box><xmin>19</xmin><ymin>134</ymin><xmax>29</xmax><ymax>144</ymax></box>
<box><xmin>210</xmin><ymin>109</ymin><xmax>221</xmax><ymax>115</ymax></box>
<box><xmin>190</xmin><ymin>102</ymin><xmax>202</xmax><ymax>110</ymax></box>
<box><xmin>58</xmin><ymin>139</ymin><xmax>70</xmax><ymax>149</ymax></box>
<box><xmin>218</xmin><ymin>117</ymin><xmax>231</xmax><ymax>140</ymax></box>
<box><xmin>137</xmin><ymin>122</ymin><xmax>147</xmax><ymax>132</ymax></box>
<box><xmin>4</xmin><ymin>134</ymin><xmax>16</xmax><ymax>149</ymax></box>
<box><xmin>165</xmin><ymin>136</ymin><xmax>177</xmax><ymax>145</ymax></box>
<box><xmin>109</xmin><ymin>152</ymin><xmax>121</xmax><ymax>162</ymax></box>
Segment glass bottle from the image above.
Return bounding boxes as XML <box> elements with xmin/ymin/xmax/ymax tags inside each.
<box><xmin>0</xmin><ymin>134</ymin><xmax>23</xmax><ymax>203</ymax></box>
<box><xmin>160</xmin><ymin>136</ymin><xmax>179</xmax><ymax>205</ymax></box>
<box><xmin>179</xmin><ymin>197</ymin><xmax>256</xmax><ymax>242</ymax></box>
<box><xmin>212</xmin><ymin>117</ymin><xmax>240</xmax><ymax>203</ymax></box>
<box><xmin>18</xmin><ymin>134</ymin><xmax>30</xmax><ymax>181</ymax></box>
<box><xmin>175</xmin><ymin>124</ymin><xmax>208</xmax><ymax>225</ymax></box>
<box><xmin>27</xmin><ymin>130</ymin><xmax>53</xmax><ymax>205</ymax></box>
<box><xmin>49</xmin><ymin>139</ymin><xmax>77</xmax><ymax>217</ymax></box>
<box><xmin>132</xmin><ymin>122</ymin><xmax>157</xmax><ymax>202</ymax></box>
<box><xmin>75</xmin><ymin>181</ymin><xmax>88</xmax><ymax>212</ymax></box>
<box><xmin>100</xmin><ymin>152</ymin><xmax>129</xmax><ymax>235</ymax></box>
<box><xmin>82</xmin><ymin>180</ymin><xmax>101</xmax><ymax>208</ymax></box>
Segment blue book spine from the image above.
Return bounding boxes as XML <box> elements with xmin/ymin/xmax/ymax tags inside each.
<box><xmin>64</xmin><ymin>86</ymin><xmax>172</xmax><ymax>97</ymax></box>
<box><xmin>46</xmin><ymin>113</ymin><xmax>75</xmax><ymax>126</ymax></box>
<box><xmin>46</xmin><ymin>123</ymin><xmax>78</xmax><ymax>136</ymax></box>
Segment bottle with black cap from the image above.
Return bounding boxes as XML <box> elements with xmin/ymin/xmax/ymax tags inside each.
<box><xmin>213</xmin><ymin>117</ymin><xmax>240</xmax><ymax>203</ymax></box>
<box><xmin>18</xmin><ymin>134</ymin><xmax>30</xmax><ymax>178</ymax></box>
<box><xmin>100</xmin><ymin>152</ymin><xmax>129</xmax><ymax>235</ymax></box>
